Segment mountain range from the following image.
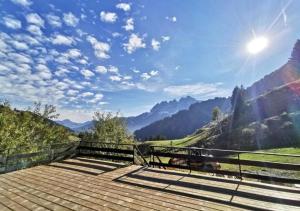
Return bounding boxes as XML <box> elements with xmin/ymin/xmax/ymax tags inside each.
<box><xmin>134</xmin><ymin>40</ymin><xmax>300</xmax><ymax>141</ymax></box>
<box><xmin>56</xmin><ymin>96</ymin><xmax>197</xmax><ymax>132</ymax></box>
<box><xmin>134</xmin><ymin>97</ymin><xmax>231</xmax><ymax>140</ymax></box>
<box><xmin>56</xmin><ymin>119</ymin><xmax>93</xmax><ymax>132</ymax></box>
<box><xmin>124</xmin><ymin>96</ymin><xmax>197</xmax><ymax>132</ymax></box>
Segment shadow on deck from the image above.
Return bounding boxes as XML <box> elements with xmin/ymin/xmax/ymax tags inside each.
<box><xmin>0</xmin><ymin>157</ymin><xmax>300</xmax><ymax>211</ymax></box>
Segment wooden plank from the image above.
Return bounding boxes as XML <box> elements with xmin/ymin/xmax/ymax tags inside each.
<box><xmin>34</xmin><ymin>164</ymin><xmax>239</xmax><ymax>211</ymax></box>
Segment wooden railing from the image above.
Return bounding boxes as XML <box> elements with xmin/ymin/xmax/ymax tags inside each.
<box><xmin>1</xmin><ymin>141</ymin><xmax>299</xmax><ymax>184</ymax></box>
<box><xmin>77</xmin><ymin>141</ymin><xmax>135</xmax><ymax>162</ymax></box>
<box><xmin>149</xmin><ymin>146</ymin><xmax>300</xmax><ymax>184</ymax></box>
<box><xmin>77</xmin><ymin>141</ymin><xmax>149</xmax><ymax>166</ymax></box>
<box><xmin>0</xmin><ymin>141</ymin><xmax>80</xmax><ymax>174</ymax></box>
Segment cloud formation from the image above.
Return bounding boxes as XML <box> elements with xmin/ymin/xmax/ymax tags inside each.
<box><xmin>100</xmin><ymin>11</ymin><xmax>118</xmax><ymax>23</ymax></box>
<box><xmin>123</xmin><ymin>34</ymin><xmax>146</xmax><ymax>54</ymax></box>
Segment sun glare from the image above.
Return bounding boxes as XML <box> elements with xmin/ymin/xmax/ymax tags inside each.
<box><xmin>247</xmin><ymin>36</ymin><xmax>269</xmax><ymax>54</ymax></box>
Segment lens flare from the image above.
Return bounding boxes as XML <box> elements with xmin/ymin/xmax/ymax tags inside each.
<box><xmin>247</xmin><ymin>36</ymin><xmax>269</xmax><ymax>54</ymax></box>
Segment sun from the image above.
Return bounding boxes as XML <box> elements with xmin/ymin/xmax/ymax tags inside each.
<box><xmin>246</xmin><ymin>36</ymin><xmax>269</xmax><ymax>54</ymax></box>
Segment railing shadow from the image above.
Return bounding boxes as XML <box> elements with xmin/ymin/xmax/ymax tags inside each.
<box><xmin>48</xmin><ymin>157</ymin><xmax>123</xmax><ymax>176</ymax></box>
<box><xmin>113</xmin><ymin>166</ymin><xmax>300</xmax><ymax>210</ymax></box>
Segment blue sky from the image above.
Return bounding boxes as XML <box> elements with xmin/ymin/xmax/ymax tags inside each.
<box><xmin>1</xmin><ymin>0</ymin><xmax>300</xmax><ymax>122</ymax></box>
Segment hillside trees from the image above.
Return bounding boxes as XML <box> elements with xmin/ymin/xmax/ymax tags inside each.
<box><xmin>0</xmin><ymin>101</ymin><xmax>72</xmax><ymax>152</ymax></box>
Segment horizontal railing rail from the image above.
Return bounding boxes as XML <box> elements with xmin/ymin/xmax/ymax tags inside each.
<box><xmin>2</xmin><ymin>141</ymin><xmax>299</xmax><ymax>184</ymax></box>
<box><xmin>77</xmin><ymin>141</ymin><xmax>135</xmax><ymax>163</ymax></box>
<box><xmin>149</xmin><ymin>145</ymin><xmax>300</xmax><ymax>184</ymax></box>
<box><xmin>0</xmin><ymin>141</ymin><xmax>80</xmax><ymax>174</ymax></box>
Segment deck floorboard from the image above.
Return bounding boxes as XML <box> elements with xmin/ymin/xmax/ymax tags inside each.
<box><xmin>0</xmin><ymin>157</ymin><xmax>300</xmax><ymax>211</ymax></box>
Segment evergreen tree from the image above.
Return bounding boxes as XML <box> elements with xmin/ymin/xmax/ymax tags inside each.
<box><xmin>291</xmin><ymin>39</ymin><xmax>300</xmax><ymax>62</ymax></box>
<box><xmin>231</xmin><ymin>85</ymin><xmax>246</xmax><ymax>127</ymax></box>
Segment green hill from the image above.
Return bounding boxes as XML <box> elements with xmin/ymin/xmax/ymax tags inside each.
<box><xmin>0</xmin><ymin>103</ymin><xmax>78</xmax><ymax>153</ymax></box>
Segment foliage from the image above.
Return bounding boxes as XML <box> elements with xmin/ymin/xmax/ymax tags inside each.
<box><xmin>79</xmin><ymin>111</ymin><xmax>133</xmax><ymax>144</ymax></box>
<box><xmin>0</xmin><ymin>101</ymin><xmax>73</xmax><ymax>153</ymax></box>
<box><xmin>212</xmin><ymin>106</ymin><xmax>221</xmax><ymax>121</ymax></box>
<box><xmin>231</xmin><ymin>85</ymin><xmax>247</xmax><ymax>127</ymax></box>
<box><xmin>291</xmin><ymin>39</ymin><xmax>300</xmax><ymax>62</ymax></box>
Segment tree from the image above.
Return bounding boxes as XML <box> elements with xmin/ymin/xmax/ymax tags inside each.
<box><xmin>291</xmin><ymin>39</ymin><xmax>300</xmax><ymax>62</ymax></box>
<box><xmin>92</xmin><ymin>111</ymin><xmax>132</xmax><ymax>144</ymax></box>
<box><xmin>231</xmin><ymin>85</ymin><xmax>246</xmax><ymax>127</ymax></box>
<box><xmin>212</xmin><ymin>106</ymin><xmax>221</xmax><ymax>121</ymax></box>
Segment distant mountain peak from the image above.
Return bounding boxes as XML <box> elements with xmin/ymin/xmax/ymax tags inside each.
<box><xmin>126</xmin><ymin>96</ymin><xmax>198</xmax><ymax>132</ymax></box>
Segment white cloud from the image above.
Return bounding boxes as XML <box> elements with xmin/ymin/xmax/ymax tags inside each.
<box><xmin>141</xmin><ymin>73</ymin><xmax>151</xmax><ymax>80</ymax></box>
<box><xmin>63</xmin><ymin>12</ymin><xmax>79</xmax><ymax>27</ymax></box>
<box><xmin>163</xmin><ymin>83</ymin><xmax>231</xmax><ymax>98</ymax></box>
<box><xmin>36</xmin><ymin>64</ymin><xmax>52</xmax><ymax>79</ymax></box>
<box><xmin>166</xmin><ymin>16</ymin><xmax>177</xmax><ymax>22</ymax></box>
<box><xmin>89</xmin><ymin>93</ymin><xmax>104</xmax><ymax>103</ymax></box>
<box><xmin>10</xmin><ymin>0</ymin><xmax>32</xmax><ymax>7</ymax></box>
<box><xmin>80</xmin><ymin>69</ymin><xmax>95</xmax><ymax>78</ymax></box>
<box><xmin>123</xmin><ymin>75</ymin><xmax>132</xmax><ymax>80</ymax></box>
<box><xmin>100</xmin><ymin>11</ymin><xmax>117</xmax><ymax>23</ymax></box>
<box><xmin>123</xmin><ymin>18</ymin><xmax>134</xmax><ymax>31</ymax></box>
<box><xmin>2</xmin><ymin>16</ymin><xmax>22</xmax><ymax>29</ymax></box>
<box><xmin>116</xmin><ymin>3</ymin><xmax>131</xmax><ymax>11</ymax></box>
<box><xmin>95</xmin><ymin>93</ymin><xmax>103</xmax><ymax>100</ymax></box>
<box><xmin>95</xmin><ymin>65</ymin><xmax>107</xmax><ymax>74</ymax></box>
<box><xmin>123</xmin><ymin>34</ymin><xmax>146</xmax><ymax>54</ymax></box>
<box><xmin>141</xmin><ymin>70</ymin><xmax>159</xmax><ymax>80</ymax></box>
<box><xmin>66</xmin><ymin>49</ymin><xmax>81</xmax><ymax>58</ymax></box>
<box><xmin>87</xmin><ymin>35</ymin><xmax>110</xmax><ymax>59</ymax></box>
<box><xmin>81</xmin><ymin>92</ymin><xmax>94</xmax><ymax>97</ymax></box>
<box><xmin>132</xmin><ymin>68</ymin><xmax>140</xmax><ymax>73</ymax></box>
<box><xmin>108</xmin><ymin>65</ymin><xmax>118</xmax><ymax>73</ymax></box>
<box><xmin>149</xmin><ymin>70</ymin><xmax>159</xmax><ymax>76</ymax></box>
<box><xmin>11</xmin><ymin>40</ymin><xmax>29</xmax><ymax>50</ymax></box>
<box><xmin>67</xmin><ymin>90</ymin><xmax>79</xmax><ymax>96</ymax></box>
<box><xmin>162</xmin><ymin>36</ymin><xmax>170</xmax><ymax>42</ymax></box>
<box><xmin>51</xmin><ymin>34</ymin><xmax>74</xmax><ymax>45</ymax></box>
<box><xmin>110</xmin><ymin>75</ymin><xmax>122</xmax><ymax>81</ymax></box>
<box><xmin>151</xmin><ymin>39</ymin><xmax>160</xmax><ymax>51</ymax></box>
<box><xmin>112</xmin><ymin>32</ymin><xmax>122</xmax><ymax>37</ymax></box>
<box><xmin>26</xmin><ymin>13</ymin><xmax>44</xmax><ymax>27</ymax></box>
<box><xmin>8</xmin><ymin>52</ymin><xmax>32</xmax><ymax>63</ymax></box>
<box><xmin>27</xmin><ymin>25</ymin><xmax>42</xmax><ymax>36</ymax></box>
<box><xmin>47</xmin><ymin>14</ymin><xmax>62</xmax><ymax>27</ymax></box>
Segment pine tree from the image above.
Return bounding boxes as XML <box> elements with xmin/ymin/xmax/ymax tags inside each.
<box><xmin>291</xmin><ymin>39</ymin><xmax>300</xmax><ymax>62</ymax></box>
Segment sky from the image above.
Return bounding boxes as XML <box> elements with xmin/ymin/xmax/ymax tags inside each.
<box><xmin>1</xmin><ymin>0</ymin><xmax>300</xmax><ymax>122</ymax></box>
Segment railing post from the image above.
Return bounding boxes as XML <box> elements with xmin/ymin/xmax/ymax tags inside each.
<box><xmin>5</xmin><ymin>149</ymin><xmax>10</xmax><ymax>173</ymax></box>
<box><xmin>238</xmin><ymin>152</ymin><xmax>242</xmax><ymax>180</ymax></box>
<box><xmin>151</xmin><ymin>146</ymin><xmax>154</xmax><ymax>168</ymax></box>
<box><xmin>188</xmin><ymin>148</ymin><xmax>191</xmax><ymax>173</ymax></box>
<box><xmin>133</xmin><ymin>144</ymin><xmax>135</xmax><ymax>165</ymax></box>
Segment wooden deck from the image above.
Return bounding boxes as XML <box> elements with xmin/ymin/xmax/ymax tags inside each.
<box><xmin>0</xmin><ymin>157</ymin><xmax>300</xmax><ymax>211</ymax></box>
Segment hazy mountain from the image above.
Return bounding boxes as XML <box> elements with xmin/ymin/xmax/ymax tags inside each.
<box><xmin>56</xmin><ymin>96</ymin><xmax>197</xmax><ymax>133</ymax></box>
<box><xmin>134</xmin><ymin>97</ymin><xmax>231</xmax><ymax>140</ymax></box>
<box><xmin>125</xmin><ymin>96</ymin><xmax>198</xmax><ymax>132</ymax></box>
<box><xmin>56</xmin><ymin>119</ymin><xmax>93</xmax><ymax>132</ymax></box>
